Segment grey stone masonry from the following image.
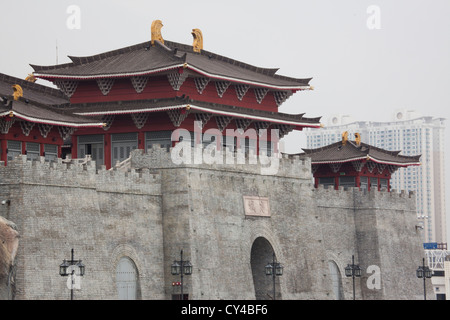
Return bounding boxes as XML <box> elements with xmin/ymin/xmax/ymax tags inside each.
<box><xmin>0</xmin><ymin>144</ymin><xmax>432</xmax><ymax>299</ymax></box>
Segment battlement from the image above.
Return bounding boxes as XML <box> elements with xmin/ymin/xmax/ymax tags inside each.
<box><xmin>313</xmin><ymin>183</ymin><xmax>417</xmax><ymax>213</ymax></box>
<box><xmin>0</xmin><ymin>155</ymin><xmax>161</xmax><ymax>195</ymax></box>
<box><xmin>130</xmin><ymin>143</ymin><xmax>312</xmax><ymax>180</ymax></box>
<box><xmin>314</xmin><ymin>183</ymin><xmax>414</xmax><ymax>198</ymax></box>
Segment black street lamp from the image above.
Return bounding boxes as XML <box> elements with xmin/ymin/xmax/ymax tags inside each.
<box><xmin>171</xmin><ymin>249</ymin><xmax>193</xmax><ymax>300</ymax></box>
<box><xmin>59</xmin><ymin>248</ymin><xmax>85</xmax><ymax>300</ymax></box>
<box><xmin>416</xmin><ymin>257</ymin><xmax>432</xmax><ymax>300</ymax></box>
<box><xmin>345</xmin><ymin>255</ymin><xmax>361</xmax><ymax>300</ymax></box>
<box><xmin>265</xmin><ymin>252</ymin><xmax>283</xmax><ymax>300</ymax></box>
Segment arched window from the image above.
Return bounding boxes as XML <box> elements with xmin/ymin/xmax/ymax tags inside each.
<box><xmin>328</xmin><ymin>260</ymin><xmax>344</xmax><ymax>300</ymax></box>
<box><xmin>116</xmin><ymin>257</ymin><xmax>139</xmax><ymax>300</ymax></box>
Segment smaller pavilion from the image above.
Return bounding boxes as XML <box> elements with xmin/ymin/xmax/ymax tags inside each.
<box><xmin>297</xmin><ymin>132</ymin><xmax>421</xmax><ymax>191</ymax></box>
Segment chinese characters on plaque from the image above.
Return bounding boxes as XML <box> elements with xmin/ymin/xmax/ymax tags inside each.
<box><xmin>243</xmin><ymin>196</ymin><xmax>270</xmax><ymax>217</ymax></box>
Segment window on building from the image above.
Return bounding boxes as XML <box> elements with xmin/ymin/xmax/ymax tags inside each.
<box><xmin>44</xmin><ymin>144</ymin><xmax>58</xmax><ymax>162</ymax></box>
<box><xmin>7</xmin><ymin>140</ymin><xmax>21</xmax><ymax>162</ymax></box>
<box><xmin>223</xmin><ymin>135</ymin><xmax>237</xmax><ymax>152</ymax></box>
<box><xmin>240</xmin><ymin>137</ymin><xmax>257</xmax><ymax>154</ymax></box>
<box><xmin>112</xmin><ymin>133</ymin><xmax>137</xmax><ymax>165</ymax></box>
<box><xmin>146</xmin><ymin>131</ymin><xmax>172</xmax><ymax>152</ymax></box>
<box><xmin>380</xmin><ymin>178</ymin><xmax>388</xmax><ymax>190</ymax></box>
<box><xmin>370</xmin><ymin>177</ymin><xmax>378</xmax><ymax>190</ymax></box>
<box><xmin>319</xmin><ymin>177</ymin><xmax>335</xmax><ymax>188</ymax></box>
<box><xmin>339</xmin><ymin>176</ymin><xmax>355</xmax><ymax>188</ymax></box>
<box><xmin>360</xmin><ymin>176</ymin><xmax>368</xmax><ymax>190</ymax></box>
<box><xmin>202</xmin><ymin>133</ymin><xmax>221</xmax><ymax>149</ymax></box>
<box><xmin>26</xmin><ymin>142</ymin><xmax>40</xmax><ymax>161</ymax></box>
<box><xmin>259</xmin><ymin>140</ymin><xmax>273</xmax><ymax>156</ymax></box>
<box><xmin>78</xmin><ymin>134</ymin><xmax>104</xmax><ymax>169</ymax></box>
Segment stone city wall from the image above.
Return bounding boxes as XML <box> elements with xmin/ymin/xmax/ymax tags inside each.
<box><xmin>0</xmin><ymin>146</ymin><xmax>430</xmax><ymax>299</ymax></box>
<box><xmin>0</xmin><ymin>155</ymin><xmax>163</xmax><ymax>300</ymax></box>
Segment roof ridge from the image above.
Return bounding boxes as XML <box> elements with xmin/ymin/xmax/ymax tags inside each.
<box><xmin>68</xmin><ymin>41</ymin><xmax>153</xmax><ymax>65</ymax></box>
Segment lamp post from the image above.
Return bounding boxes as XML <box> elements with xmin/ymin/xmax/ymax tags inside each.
<box><xmin>171</xmin><ymin>249</ymin><xmax>193</xmax><ymax>300</ymax></box>
<box><xmin>265</xmin><ymin>252</ymin><xmax>283</xmax><ymax>300</ymax></box>
<box><xmin>344</xmin><ymin>255</ymin><xmax>361</xmax><ymax>300</ymax></box>
<box><xmin>416</xmin><ymin>257</ymin><xmax>432</xmax><ymax>300</ymax></box>
<box><xmin>59</xmin><ymin>248</ymin><xmax>85</xmax><ymax>300</ymax></box>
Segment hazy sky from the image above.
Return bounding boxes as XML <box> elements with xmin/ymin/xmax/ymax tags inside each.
<box><xmin>1</xmin><ymin>0</ymin><xmax>449</xmax><ymax>150</ymax></box>
<box><xmin>1</xmin><ymin>1</ymin><xmax>450</xmax><ymax>231</ymax></box>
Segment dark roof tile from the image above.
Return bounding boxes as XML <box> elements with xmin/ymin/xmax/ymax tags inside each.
<box><xmin>300</xmin><ymin>140</ymin><xmax>421</xmax><ymax>166</ymax></box>
<box><xmin>32</xmin><ymin>40</ymin><xmax>312</xmax><ymax>90</ymax></box>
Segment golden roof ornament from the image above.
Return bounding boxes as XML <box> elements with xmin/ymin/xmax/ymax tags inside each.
<box><xmin>25</xmin><ymin>74</ymin><xmax>36</xmax><ymax>83</ymax></box>
<box><xmin>342</xmin><ymin>131</ymin><xmax>348</xmax><ymax>146</ymax></box>
<box><xmin>12</xmin><ymin>84</ymin><xmax>23</xmax><ymax>101</ymax></box>
<box><xmin>151</xmin><ymin>20</ymin><xmax>164</xmax><ymax>46</ymax></box>
<box><xmin>355</xmin><ymin>132</ymin><xmax>361</xmax><ymax>146</ymax></box>
<box><xmin>191</xmin><ymin>28</ymin><xmax>203</xmax><ymax>53</ymax></box>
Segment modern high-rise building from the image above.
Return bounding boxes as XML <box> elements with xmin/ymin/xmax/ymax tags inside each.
<box><xmin>304</xmin><ymin>110</ymin><xmax>446</xmax><ymax>244</ymax></box>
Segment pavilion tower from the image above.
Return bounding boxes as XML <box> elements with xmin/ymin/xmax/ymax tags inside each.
<box><xmin>30</xmin><ymin>20</ymin><xmax>321</xmax><ymax>169</ymax></box>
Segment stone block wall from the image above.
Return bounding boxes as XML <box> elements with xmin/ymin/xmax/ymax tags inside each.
<box><xmin>0</xmin><ymin>146</ymin><xmax>431</xmax><ymax>300</ymax></box>
<box><xmin>0</xmin><ymin>156</ymin><xmax>163</xmax><ymax>300</ymax></box>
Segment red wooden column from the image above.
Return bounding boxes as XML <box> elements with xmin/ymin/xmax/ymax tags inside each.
<box><xmin>355</xmin><ymin>175</ymin><xmax>361</xmax><ymax>189</ymax></box>
<box><xmin>138</xmin><ymin>132</ymin><xmax>145</xmax><ymax>150</ymax></box>
<box><xmin>1</xmin><ymin>139</ymin><xmax>7</xmax><ymax>165</ymax></box>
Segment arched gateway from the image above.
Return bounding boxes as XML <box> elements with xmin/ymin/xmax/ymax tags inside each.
<box><xmin>250</xmin><ymin>237</ymin><xmax>282</xmax><ymax>300</ymax></box>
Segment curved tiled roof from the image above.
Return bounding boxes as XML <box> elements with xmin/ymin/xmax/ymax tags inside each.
<box><xmin>31</xmin><ymin>40</ymin><xmax>312</xmax><ymax>90</ymax></box>
<box><xmin>300</xmin><ymin>140</ymin><xmax>421</xmax><ymax>166</ymax></box>
<box><xmin>0</xmin><ymin>74</ymin><xmax>104</xmax><ymax>128</ymax></box>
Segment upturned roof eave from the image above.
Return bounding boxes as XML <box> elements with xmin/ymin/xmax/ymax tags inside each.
<box><xmin>308</xmin><ymin>153</ymin><xmax>421</xmax><ymax>167</ymax></box>
<box><xmin>33</xmin><ymin>63</ymin><xmax>311</xmax><ymax>91</ymax></box>
<box><xmin>70</xmin><ymin>103</ymin><xmax>321</xmax><ymax>128</ymax></box>
<box><xmin>0</xmin><ymin>110</ymin><xmax>104</xmax><ymax>128</ymax></box>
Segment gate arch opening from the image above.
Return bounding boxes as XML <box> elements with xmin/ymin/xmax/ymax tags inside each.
<box><xmin>250</xmin><ymin>237</ymin><xmax>282</xmax><ymax>300</ymax></box>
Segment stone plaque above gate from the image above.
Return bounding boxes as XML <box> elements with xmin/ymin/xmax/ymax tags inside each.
<box><xmin>243</xmin><ymin>196</ymin><xmax>270</xmax><ymax>217</ymax></box>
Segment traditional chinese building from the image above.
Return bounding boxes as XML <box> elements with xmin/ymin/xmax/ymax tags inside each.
<box><xmin>0</xmin><ymin>73</ymin><xmax>104</xmax><ymax>165</ymax></box>
<box><xmin>30</xmin><ymin>20</ymin><xmax>321</xmax><ymax>169</ymax></box>
<box><xmin>298</xmin><ymin>132</ymin><xmax>421</xmax><ymax>191</ymax></box>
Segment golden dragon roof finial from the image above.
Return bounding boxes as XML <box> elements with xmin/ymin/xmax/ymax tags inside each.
<box><xmin>191</xmin><ymin>28</ymin><xmax>203</xmax><ymax>53</ymax></box>
<box><xmin>355</xmin><ymin>132</ymin><xmax>361</xmax><ymax>146</ymax></box>
<box><xmin>25</xmin><ymin>74</ymin><xmax>36</xmax><ymax>83</ymax></box>
<box><xmin>12</xmin><ymin>85</ymin><xmax>23</xmax><ymax>101</ymax></box>
<box><xmin>342</xmin><ymin>131</ymin><xmax>348</xmax><ymax>146</ymax></box>
<box><xmin>151</xmin><ymin>20</ymin><xmax>164</xmax><ymax>46</ymax></box>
